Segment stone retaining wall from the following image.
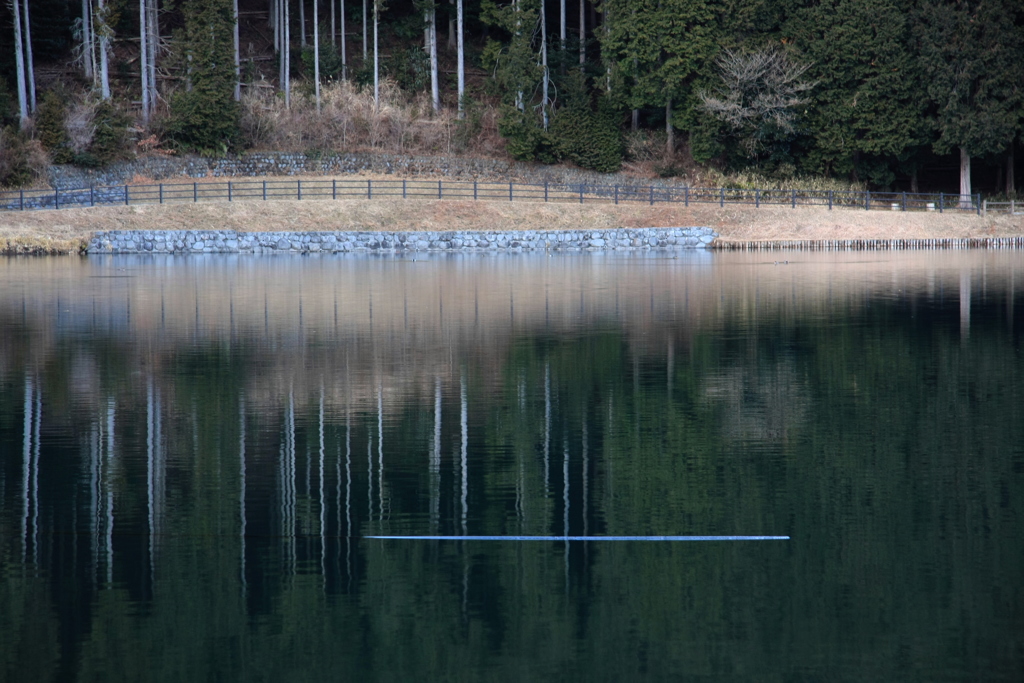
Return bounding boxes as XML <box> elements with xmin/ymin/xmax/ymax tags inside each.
<box><xmin>48</xmin><ymin>152</ymin><xmax>682</xmax><ymax>191</ymax></box>
<box><xmin>88</xmin><ymin>227</ymin><xmax>718</xmax><ymax>254</ymax></box>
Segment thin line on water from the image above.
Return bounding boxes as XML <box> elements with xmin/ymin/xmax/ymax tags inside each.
<box><xmin>366</xmin><ymin>535</ymin><xmax>789</xmax><ymax>542</ymax></box>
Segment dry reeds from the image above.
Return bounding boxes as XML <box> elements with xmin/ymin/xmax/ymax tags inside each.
<box><xmin>239</xmin><ymin>78</ymin><xmax>503</xmax><ymax>157</ymax></box>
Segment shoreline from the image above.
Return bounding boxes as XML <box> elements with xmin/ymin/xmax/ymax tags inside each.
<box><xmin>3</xmin><ymin>195</ymin><xmax>1023</xmax><ymax>255</ymax></box>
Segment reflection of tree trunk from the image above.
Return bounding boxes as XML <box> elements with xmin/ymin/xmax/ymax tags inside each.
<box><xmin>460</xmin><ymin>374</ymin><xmax>468</xmax><ymax>536</ymax></box>
<box><xmin>239</xmin><ymin>396</ymin><xmax>246</xmax><ymax>591</ymax></box>
<box><xmin>960</xmin><ymin>147</ymin><xmax>972</xmax><ymax>209</ymax></box>
<box><xmin>960</xmin><ymin>270</ymin><xmax>971</xmax><ymax>340</ymax></box>
<box><xmin>431</xmin><ymin>378</ymin><xmax>441</xmax><ymax>531</ymax></box>
<box><xmin>544</xmin><ymin>362</ymin><xmax>550</xmax><ymax>495</ymax></box>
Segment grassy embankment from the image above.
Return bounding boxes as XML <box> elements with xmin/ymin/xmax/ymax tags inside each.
<box><xmin>3</xmin><ymin>173</ymin><xmax>1022</xmax><ymax>254</ymax></box>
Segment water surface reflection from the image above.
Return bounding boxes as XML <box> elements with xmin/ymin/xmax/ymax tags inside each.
<box><xmin>1</xmin><ymin>251</ymin><xmax>1022</xmax><ymax>681</ymax></box>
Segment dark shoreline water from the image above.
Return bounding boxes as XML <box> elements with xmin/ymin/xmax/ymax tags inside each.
<box><xmin>2</xmin><ymin>251</ymin><xmax>1022</xmax><ymax>681</ymax></box>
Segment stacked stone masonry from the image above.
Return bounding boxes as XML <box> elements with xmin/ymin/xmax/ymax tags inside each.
<box><xmin>88</xmin><ymin>227</ymin><xmax>718</xmax><ymax>254</ymax></box>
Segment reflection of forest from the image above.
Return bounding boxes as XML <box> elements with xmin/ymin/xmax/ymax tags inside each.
<box><xmin>1</xmin><ymin>252</ymin><xmax>1022</xmax><ymax>681</ymax></box>
<box><xmin>0</xmin><ymin>251</ymin><xmax>1019</xmax><ymax>413</ymax></box>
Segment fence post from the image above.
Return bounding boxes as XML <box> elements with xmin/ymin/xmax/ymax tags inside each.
<box><xmin>791</xmin><ymin>188</ymin><xmax>796</xmax><ymax>209</ymax></box>
<box><xmin>755</xmin><ymin>189</ymin><xmax>760</xmax><ymax>208</ymax></box>
<box><xmin>297</xmin><ymin>180</ymin><xmax>302</xmax><ymax>200</ymax></box>
<box><xmin>828</xmin><ymin>190</ymin><xmax>833</xmax><ymax>211</ymax></box>
<box><xmin>720</xmin><ymin>188</ymin><xmax>724</xmax><ymax>208</ymax></box>
<box><xmin>194</xmin><ymin>183</ymin><xmax>198</xmax><ymax>203</ymax></box>
<box><xmin>333</xmin><ymin>179</ymin><xmax>337</xmax><ymax>200</ymax></box>
<box><xmin>544</xmin><ymin>181</ymin><xmax>549</xmax><ymax>202</ymax></box>
<box><xmin>901</xmin><ymin>191</ymin><xmax>906</xmax><ymax>211</ymax></box>
<box><xmin>473</xmin><ymin>181</ymin><xmax>478</xmax><ymax>201</ymax></box>
<box><xmin>367</xmin><ymin>179</ymin><xmax>372</xmax><ymax>200</ymax></box>
<box><xmin>865</xmin><ymin>190</ymin><xmax>870</xmax><ymax>211</ymax></box>
<box><xmin>511</xmin><ymin>182</ymin><xmax>515</xmax><ymax>202</ymax></box>
<box><xmin>438</xmin><ymin>180</ymin><xmax>443</xmax><ymax>199</ymax></box>
<box><xmin>684</xmin><ymin>186</ymin><xmax>689</xmax><ymax>207</ymax></box>
<box><xmin>649</xmin><ymin>186</ymin><xmax>654</xmax><ymax>206</ymax></box>
<box><xmin>228</xmin><ymin>181</ymin><xmax>233</xmax><ymax>202</ymax></box>
<box><xmin>939</xmin><ymin>192</ymin><xmax>943</xmax><ymax>213</ymax></box>
<box><xmin>402</xmin><ymin>179</ymin><xmax>407</xmax><ymax>199</ymax></box>
<box><xmin>582</xmin><ymin>184</ymin><xmax>586</xmax><ymax>204</ymax></box>
<box><xmin>159</xmin><ymin>184</ymin><xmax>163</xmax><ymax>204</ymax></box>
<box><xmin>19</xmin><ymin>189</ymin><xmax>24</xmax><ymax>210</ymax></box>
<box><xmin>55</xmin><ymin>188</ymin><xmax>60</xmax><ymax>209</ymax></box>
<box><xmin>262</xmin><ymin>180</ymin><xmax>267</xmax><ymax>201</ymax></box>
<box><xmin>91</xmin><ymin>185</ymin><xmax>96</xmax><ymax>207</ymax></box>
<box><xmin>977</xmin><ymin>194</ymin><xmax>982</xmax><ymax>216</ymax></box>
<box><xmin>614</xmin><ymin>185</ymin><xmax>619</xmax><ymax>205</ymax></box>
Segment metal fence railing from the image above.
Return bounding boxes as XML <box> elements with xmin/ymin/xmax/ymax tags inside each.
<box><xmin>0</xmin><ymin>178</ymin><xmax>994</xmax><ymax>215</ymax></box>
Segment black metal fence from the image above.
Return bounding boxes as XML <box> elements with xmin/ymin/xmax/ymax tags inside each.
<box><xmin>0</xmin><ymin>178</ymin><xmax>990</xmax><ymax>215</ymax></box>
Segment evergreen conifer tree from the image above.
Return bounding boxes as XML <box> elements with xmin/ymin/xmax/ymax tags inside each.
<box><xmin>165</xmin><ymin>0</ymin><xmax>241</xmax><ymax>153</ymax></box>
<box><xmin>915</xmin><ymin>0</ymin><xmax>1024</xmax><ymax>202</ymax></box>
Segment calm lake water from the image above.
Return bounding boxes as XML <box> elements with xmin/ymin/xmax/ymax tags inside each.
<box><xmin>1</xmin><ymin>251</ymin><xmax>1022</xmax><ymax>682</ymax></box>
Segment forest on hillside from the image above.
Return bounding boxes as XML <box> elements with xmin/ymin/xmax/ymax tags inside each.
<box><xmin>1</xmin><ymin>0</ymin><xmax>1022</xmax><ymax>196</ymax></box>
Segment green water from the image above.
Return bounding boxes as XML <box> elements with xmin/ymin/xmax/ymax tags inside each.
<box><xmin>1</xmin><ymin>251</ymin><xmax>1022</xmax><ymax>681</ymax></box>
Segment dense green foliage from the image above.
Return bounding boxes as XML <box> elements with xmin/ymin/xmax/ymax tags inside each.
<box><xmin>0</xmin><ymin>0</ymin><xmax>1021</xmax><ymax>190</ymax></box>
<box><xmin>164</xmin><ymin>0</ymin><xmax>241</xmax><ymax>154</ymax></box>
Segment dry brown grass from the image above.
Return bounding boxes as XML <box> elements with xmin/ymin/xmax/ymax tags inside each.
<box><xmin>239</xmin><ymin>79</ymin><xmax>504</xmax><ymax>157</ymax></box>
<box><xmin>3</xmin><ymin>192</ymin><xmax>1022</xmax><ymax>255</ymax></box>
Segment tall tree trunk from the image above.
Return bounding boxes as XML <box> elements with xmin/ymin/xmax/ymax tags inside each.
<box><xmin>98</xmin><ymin>0</ymin><xmax>111</xmax><ymax>99</ymax></box>
<box><xmin>300</xmin><ymin>0</ymin><xmax>306</xmax><ymax>46</ymax></box>
<box><xmin>284</xmin><ymin>0</ymin><xmax>291</xmax><ymax>107</ymax></box>
<box><xmin>22</xmin><ymin>0</ymin><xmax>36</xmax><ymax>112</ymax></box>
<box><xmin>541</xmin><ymin>0</ymin><xmax>548</xmax><ymax>128</ymax></box>
<box><xmin>331</xmin><ymin>0</ymin><xmax>335</xmax><ymax>45</ymax></box>
<box><xmin>314</xmin><ymin>0</ymin><xmax>320</xmax><ymax>111</ymax></box>
<box><xmin>1008</xmin><ymin>146</ymin><xmax>1016</xmax><ymax>198</ymax></box>
<box><xmin>140</xmin><ymin>0</ymin><xmax>150</xmax><ymax>122</ymax></box>
<box><xmin>148</xmin><ymin>0</ymin><xmax>158</xmax><ymax>113</ymax></box>
<box><xmin>272</xmin><ymin>0</ymin><xmax>279</xmax><ymax>51</ymax></box>
<box><xmin>456</xmin><ymin>0</ymin><xmax>464</xmax><ymax>117</ymax></box>
<box><xmin>428</xmin><ymin>5</ymin><xmax>439</xmax><ymax>112</ymax></box>
<box><xmin>362</xmin><ymin>0</ymin><xmax>367</xmax><ymax>61</ymax></box>
<box><xmin>665</xmin><ymin>97</ymin><xmax>674</xmax><ymax>159</ymax></box>
<box><xmin>11</xmin><ymin>0</ymin><xmax>28</xmax><ymax>125</ymax></box>
<box><xmin>560</xmin><ymin>0</ymin><xmax>565</xmax><ymax>50</ymax></box>
<box><xmin>234</xmin><ymin>0</ymin><xmax>241</xmax><ymax>100</ymax></box>
<box><xmin>448</xmin><ymin>0</ymin><xmax>455</xmax><ymax>49</ymax></box>
<box><xmin>340</xmin><ymin>0</ymin><xmax>346</xmax><ymax>78</ymax></box>
<box><xmin>373</xmin><ymin>0</ymin><xmax>379</xmax><ymax>110</ymax></box>
<box><xmin>578</xmin><ymin>0</ymin><xmax>584</xmax><ymax>66</ymax></box>
<box><xmin>83</xmin><ymin>0</ymin><xmax>95</xmax><ymax>81</ymax></box>
<box><xmin>960</xmin><ymin>146</ymin><xmax>972</xmax><ymax>208</ymax></box>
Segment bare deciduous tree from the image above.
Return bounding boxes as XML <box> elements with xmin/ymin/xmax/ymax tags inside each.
<box><xmin>700</xmin><ymin>46</ymin><xmax>814</xmax><ymax>157</ymax></box>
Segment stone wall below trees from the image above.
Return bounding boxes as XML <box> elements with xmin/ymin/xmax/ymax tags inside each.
<box><xmin>88</xmin><ymin>227</ymin><xmax>718</xmax><ymax>254</ymax></box>
<box><xmin>47</xmin><ymin>152</ymin><xmax>683</xmax><ymax>191</ymax></box>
